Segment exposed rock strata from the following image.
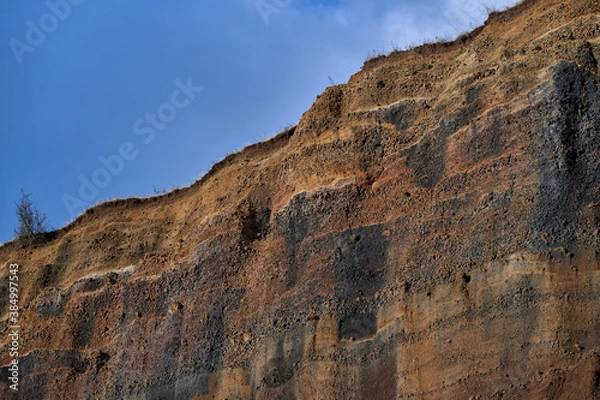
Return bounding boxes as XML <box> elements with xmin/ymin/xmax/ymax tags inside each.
<box><xmin>1</xmin><ymin>0</ymin><xmax>600</xmax><ymax>398</ymax></box>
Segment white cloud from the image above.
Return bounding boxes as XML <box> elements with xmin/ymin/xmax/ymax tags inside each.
<box><xmin>378</xmin><ymin>0</ymin><xmax>520</xmax><ymax>51</ymax></box>
<box><xmin>334</xmin><ymin>9</ymin><xmax>350</xmax><ymax>26</ymax></box>
<box><xmin>381</xmin><ymin>7</ymin><xmax>422</xmax><ymax>49</ymax></box>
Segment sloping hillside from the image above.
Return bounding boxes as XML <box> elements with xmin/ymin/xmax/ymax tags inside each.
<box><xmin>1</xmin><ymin>0</ymin><xmax>600</xmax><ymax>398</ymax></box>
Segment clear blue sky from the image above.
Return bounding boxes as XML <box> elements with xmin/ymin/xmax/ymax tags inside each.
<box><xmin>0</xmin><ymin>0</ymin><xmax>518</xmax><ymax>244</ymax></box>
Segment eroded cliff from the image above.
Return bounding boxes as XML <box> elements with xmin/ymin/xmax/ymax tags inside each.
<box><xmin>2</xmin><ymin>0</ymin><xmax>600</xmax><ymax>398</ymax></box>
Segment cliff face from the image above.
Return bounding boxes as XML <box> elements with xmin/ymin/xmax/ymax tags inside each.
<box><xmin>2</xmin><ymin>0</ymin><xmax>600</xmax><ymax>398</ymax></box>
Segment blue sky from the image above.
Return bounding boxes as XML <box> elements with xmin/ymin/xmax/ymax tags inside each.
<box><xmin>0</xmin><ymin>0</ymin><xmax>518</xmax><ymax>243</ymax></box>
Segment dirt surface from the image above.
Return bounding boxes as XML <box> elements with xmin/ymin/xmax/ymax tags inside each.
<box><xmin>1</xmin><ymin>0</ymin><xmax>600</xmax><ymax>398</ymax></box>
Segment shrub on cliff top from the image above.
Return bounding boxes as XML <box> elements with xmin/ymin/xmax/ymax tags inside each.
<box><xmin>14</xmin><ymin>189</ymin><xmax>48</xmax><ymax>240</ymax></box>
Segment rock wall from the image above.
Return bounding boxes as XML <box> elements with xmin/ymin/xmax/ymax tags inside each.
<box><xmin>1</xmin><ymin>0</ymin><xmax>600</xmax><ymax>398</ymax></box>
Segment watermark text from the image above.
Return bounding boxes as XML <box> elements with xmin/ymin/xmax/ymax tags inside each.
<box><xmin>9</xmin><ymin>0</ymin><xmax>86</xmax><ymax>65</ymax></box>
<box><xmin>62</xmin><ymin>77</ymin><xmax>203</xmax><ymax>219</ymax></box>
<box><xmin>7</xmin><ymin>263</ymin><xmax>20</xmax><ymax>391</ymax></box>
<box><xmin>255</xmin><ymin>0</ymin><xmax>292</xmax><ymax>25</ymax></box>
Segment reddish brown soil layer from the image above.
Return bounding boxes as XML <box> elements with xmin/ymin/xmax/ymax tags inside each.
<box><xmin>1</xmin><ymin>0</ymin><xmax>600</xmax><ymax>398</ymax></box>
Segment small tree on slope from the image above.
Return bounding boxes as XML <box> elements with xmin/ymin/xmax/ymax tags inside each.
<box><xmin>14</xmin><ymin>189</ymin><xmax>48</xmax><ymax>240</ymax></box>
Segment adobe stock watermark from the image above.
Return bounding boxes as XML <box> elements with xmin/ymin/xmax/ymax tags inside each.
<box><xmin>255</xmin><ymin>0</ymin><xmax>292</xmax><ymax>25</ymax></box>
<box><xmin>61</xmin><ymin>77</ymin><xmax>204</xmax><ymax>220</ymax></box>
<box><xmin>6</xmin><ymin>263</ymin><xmax>20</xmax><ymax>392</ymax></box>
<box><xmin>9</xmin><ymin>0</ymin><xmax>85</xmax><ymax>65</ymax></box>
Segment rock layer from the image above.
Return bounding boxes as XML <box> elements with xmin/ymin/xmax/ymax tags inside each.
<box><xmin>2</xmin><ymin>0</ymin><xmax>600</xmax><ymax>398</ymax></box>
